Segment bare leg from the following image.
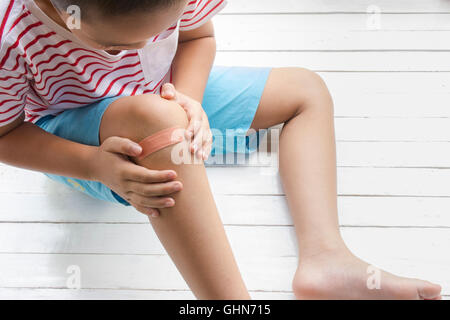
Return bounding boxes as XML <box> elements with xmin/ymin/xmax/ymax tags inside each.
<box><xmin>99</xmin><ymin>94</ymin><xmax>250</xmax><ymax>300</ymax></box>
<box><xmin>250</xmin><ymin>67</ymin><xmax>442</xmax><ymax>300</ymax></box>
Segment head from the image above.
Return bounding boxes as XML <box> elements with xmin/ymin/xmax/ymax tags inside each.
<box><xmin>49</xmin><ymin>0</ymin><xmax>189</xmax><ymax>51</ymax></box>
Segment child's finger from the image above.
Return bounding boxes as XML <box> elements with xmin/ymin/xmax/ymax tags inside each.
<box><xmin>187</xmin><ymin>117</ymin><xmax>202</xmax><ymax>140</ymax></box>
<box><xmin>125</xmin><ymin>165</ymin><xmax>177</xmax><ymax>184</ymax></box>
<box><xmin>202</xmin><ymin>143</ymin><xmax>212</xmax><ymax>161</ymax></box>
<box><xmin>193</xmin><ymin>120</ymin><xmax>210</xmax><ymax>158</ymax></box>
<box><xmin>202</xmin><ymin>131</ymin><xmax>213</xmax><ymax>160</ymax></box>
<box><xmin>132</xmin><ymin>193</ymin><xmax>176</xmax><ymax>208</ymax></box>
<box><xmin>191</xmin><ymin>126</ymin><xmax>204</xmax><ymax>158</ymax></box>
<box><xmin>183</xmin><ymin>107</ymin><xmax>196</xmax><ymax>138</ymax></box>
<box><xmin>127</xmin><ymin>180</ymin><xmax>183</xmax><ymax>197</ymax></box>
<box><xmin>102</xmin><ymin>136</ymin><xmax>142</xmax><ymax>157</ymax></box>
<box><xmin>161</xmin><ymin>83</ymin><xmax>176</xmax><ymax>99</ymax></box>
<box><xmin>134</xmin><ymin>204</ymin><xmax>160</xmax><ymax>218</ymax></box>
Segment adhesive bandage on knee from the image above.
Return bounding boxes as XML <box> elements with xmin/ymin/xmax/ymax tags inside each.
<box><xmin>136</xmin><ymin>126</ymin><xmax>185</xmax><ymax>161</ymax></box>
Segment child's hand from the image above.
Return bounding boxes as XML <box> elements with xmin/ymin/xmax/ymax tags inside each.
<box><xmin>89</xmin><ymin>136</ymin><xmax>183</xmax><ymax>218</ymax></box>
<box><xmin>160</xmin><ymin>83</ymin><xmax>212</xmax><ymax>161</ymax></box>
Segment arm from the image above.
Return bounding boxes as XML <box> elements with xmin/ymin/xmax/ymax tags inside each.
<box><xmin>171</xmin><ymin>20</ymin><xmax>216</xmax><ymax>102</ymax></box>
<box><xmin>161</xmin><ymin>20</ymin><xmax>217</xmax><ymax>160</ymax></box>
<box><xmin>0</xmin><ymin>112</ymin><xmax>97</xmax><ymax>180</ymax></box>
<box><xmin>0</xmin><ymin>109</ymin><xmax>182</xmax><ymax>217</ymax></box>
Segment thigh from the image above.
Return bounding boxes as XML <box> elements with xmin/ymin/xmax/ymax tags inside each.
<box><xmin>249</xmin><ymin>67</ymin><xmax>327</xmax><ymax>130</ymax></box>
<box><xmin>35</xmin><ymin>97</ymin><xmax>126</xmax><ymax>205</ymax></box>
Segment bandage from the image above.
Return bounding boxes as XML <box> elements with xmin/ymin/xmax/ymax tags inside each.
<box><xmin>136</xmin><ymin>126</ymin><xmax>185</xmax><ymax>160</ymax></box>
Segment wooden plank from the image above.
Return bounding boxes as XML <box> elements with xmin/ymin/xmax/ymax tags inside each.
<box><xmin>214</xmin><ymin>15</ymin><xmax>450</xmax><ymax>50</ymax></box>
<box><xmin>337</xmin><ymin>142</ymin><xmax>450</xmax><ymax>168</ymax></box>
<box><xmin>0</xmin><ymin>224</ymin><xmax>448</xmax><ymax>261</ymax></box>
<box><xmin>0</xmin><ymin>251</ymin><xmax>447</xmax><ymax>294</ymax></box>
<box><xmin>332</xmin><ymin>93</ymin><xmax>450</xmax><ymax>118</ymax></box>
<box><xmin>0</xmin><ymin>254</ymin><xmax>298</xmax><ymax>292</ymax></box>
<box><xmin>337</xmin><ymin>196</ymin><xmax>450</xmax><ymax>227</ymax></box>
<box><xmin>327</xmin><ymin>73</ymin><xmax>450</xmax><ymax>118</ymax></box>
<box><xmin>322</xmin><ymin>73</ymin><xmax>450</xmax><ymax>95</ymax></box>
<box><xmin>222</xmin><ymin>0</ymin><xmax>450</xmax><ymax>14</ymax></box>
<box><xmin>0</xmin><ymin>287</ymin><xmax>447</xmax><ymax>300</ymax></box>
<box><xmin>0</xmin><ymin>288</ymin><xmax>295</xmax><ymax>300</ymax></box>
<box><xmin>211</xmin><ymin>167</ymin><xmax>450</xmax><ymax>196</ymax></box>
<box><xmin>216</xmin><ymin>52</ymin><xmax>450</xmax><ymax>72</ymax></box>
<box><xmin>217</xmin><ymin>30</ymin><xmax>450</xmax><ymax>51</ymax></box>
<box><xmin>3</xmin><ymin>165</ymin><xmax>450</xmax><ymax>196</ymax></box>
<box><xmin>2</xmin><ymin>193</ymin><xmax>450</xmax><ymax>228</ymax></box>
<box><xmin>335</xmin><ymin>118</ymin><xmax>450</xmax><ymax>142</ymax></box>
<box><xmin>338</xmin><ymin>167</ymin><xmax>450</xmax><ymax>197</ymax></box>
<box><xmin>215</xmin><ymin>13</ymin><xmax>450</xmax><ymax>31</ymax></box>
<box><xmin>0</xmin><ymin>224</ymin><xmax>299</xmax><ymax>257</ymax></box>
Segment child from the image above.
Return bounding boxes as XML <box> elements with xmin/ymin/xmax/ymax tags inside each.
<box><xmin>0</xmin><ymin>0</ymin><xmax>442</xmax><ymax>299</ymax></box>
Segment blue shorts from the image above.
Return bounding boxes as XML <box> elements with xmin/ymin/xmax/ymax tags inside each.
<box><xmin>35</xmin><ymin>65</ymin><xmax>272</xmax><ymax>206</ymax></box>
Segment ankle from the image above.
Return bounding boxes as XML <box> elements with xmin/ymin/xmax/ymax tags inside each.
<box><xmin>298</xmin><ymin>238</ymin><xmax>350</xmax><ymax>261</ymax></box>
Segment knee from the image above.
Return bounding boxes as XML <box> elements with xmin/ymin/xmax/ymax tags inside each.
<box><xmin>113</xmin><ymin>93</ymin><xmax>189</xmax><ymax>142</ymax></box>
<box><xmin>290</xmin><ymin>67</ymin><xmax>334</xmax><ymax>116</ymax></box>
<box><xmin>99</xmin><ymin>94</ymin><xmax>191</xmax><ymax>164</ymax></box>
<box><xmin>120</xmin><ymin>94</ymin><xmax>192</xmax><ymax>164</ymax></box>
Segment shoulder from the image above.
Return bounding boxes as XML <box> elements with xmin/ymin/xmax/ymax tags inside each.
<box><xmin>179</xmin><ymin>0</ymin><xmax>228</xmax><ymax>31</ymax></box>
<box><xmin>0</xmin><ymin>0</ymin><xmax>26</xmax><ymax>47</ymax></box>
<box><xmin>181</xmin><ymin>0</ymin><xmax>228</xmax><ymax>15</ymax></box>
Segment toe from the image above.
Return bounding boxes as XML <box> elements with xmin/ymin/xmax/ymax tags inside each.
<box><xmin>418</xmin><ymin>281</ymin><xmax>442</xmax><ymax>300</ymax></box>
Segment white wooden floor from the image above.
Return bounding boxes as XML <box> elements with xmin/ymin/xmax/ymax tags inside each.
<box><xmin>1</xmin><ymin>0</ymin><xmax>450</xmax><ymax>300</ymax></box>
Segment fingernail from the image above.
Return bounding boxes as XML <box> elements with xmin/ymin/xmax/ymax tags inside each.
<box><xmin>168</xmin><ymin>171</ymin><xmax>176</xmax><ymax>179</ymax></box>
<box><xmin>174</xmin><ymin>183</ymin><xmax>182</xmax><ymax>191</ymax></box>
<box><xmin>165</xmin><ymin>199</ymin><xmax>174</xmax><ymax>206</ymax></box>
<box><xmin>132</xmin><ymin>145</ymin><xmax>142</xmax><ymax>153</ymax></box>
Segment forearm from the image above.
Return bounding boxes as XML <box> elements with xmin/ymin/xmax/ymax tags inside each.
<box><xmin>0</xmin><ymin>122</ymin><xmax>96</xmax><ymax>181</ymax></box>
<box><xmin>171</xmin><ymin>36</ymin><xmax>216</xmax><ymax>102</ymax></box>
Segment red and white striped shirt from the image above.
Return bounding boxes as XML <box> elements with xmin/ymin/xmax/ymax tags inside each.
<box><xmin>0</xmin><ymin>0</ymin><xmax>227</xmax><ymax>127</ymax></box>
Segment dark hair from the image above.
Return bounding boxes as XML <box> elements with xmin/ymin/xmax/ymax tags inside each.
<box><xmin>51</xmin><ymin>0</ymin><xmax>183</xmax><ymax>18</ymax></box>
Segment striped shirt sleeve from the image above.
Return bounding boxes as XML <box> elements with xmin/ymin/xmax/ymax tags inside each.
<box><xmin>179</xmin><ymin>0</ymin><xmax>227</xmax><ymax>31</ymax></box>
<box><xmin>0</xmin><ymin>1</ymin><xmax>28</xmax><ymax>127</ymax></box>
<box><xmin>0</xmin><ymin>1</ymin><xmax>15</xmax><ymax>44</ymax></box>
<box><xmin>0</xmin><ymin>66</ymin><xmax>29</xmax><ymax>127</ymax></box>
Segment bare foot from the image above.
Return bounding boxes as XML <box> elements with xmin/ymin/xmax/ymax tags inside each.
<box><xmin>292</xmin><ymin>248</ymin><xmax>442</xmax><ymax>300</ymax></box>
